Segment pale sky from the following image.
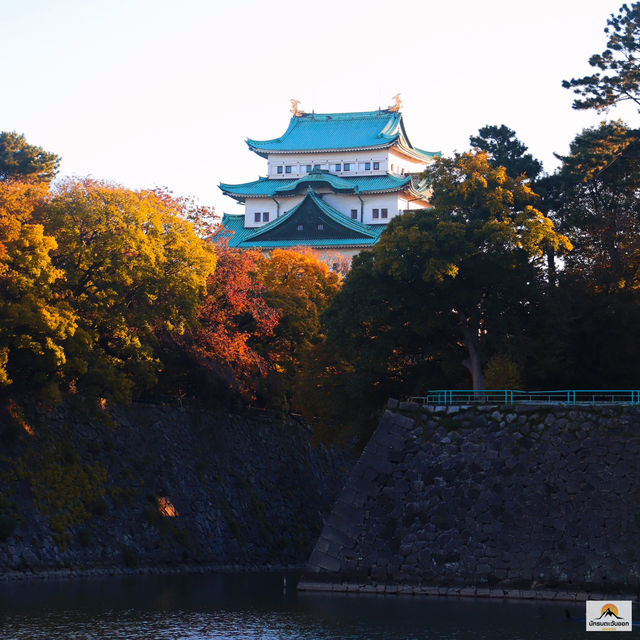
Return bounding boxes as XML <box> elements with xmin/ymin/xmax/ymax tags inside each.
<box><xmin>2</xmin><ymin>0</ymin><xmax>636</xmax><ymax>216</ymax></box>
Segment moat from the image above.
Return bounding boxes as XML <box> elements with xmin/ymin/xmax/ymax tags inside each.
<box><xmin>0</xmin><ymin>572</ymin><xmax>593</xmax><ymax>639</ymax></box>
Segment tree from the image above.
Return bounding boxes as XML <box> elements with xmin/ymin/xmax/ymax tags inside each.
<box><xmin>311</xmin><ymin>247</ymin><xmax>451</xmax><ymax>442</ymax></box>
<box><xmin>187</xmin><ymin>246</ymin><xmax>340</xmax><ymax>409</ymax></box>
<box><xmin>258</xmin><ymin>248</ymin><xmax>341</xmax><ymax>410</ymax></box>
<box><xmin>563</xmin><ymin>2</ymin><xmax>640</xmax><ymax>112</ymax></box>
<box><xmin>549</xmin><ymin>121</ymin><xmax>640</xmax><ymax>289</ymax></box>
<box><xmin>470</xmin><ymin>124</ymin><xmax>542</xmax><ymax>180</ymax></box>
<box><xmin>0</xmin><ymin>132</ymin><xmax>60</xmax><ymax>182</ymax></box>
<box><xmin>188</xmin><ymin>245</ymin><xmax>279</xmax><ymax>402</ymax></box>
<box><xmin>36</xmin><ymin>178</ymin><xmax>217</xmax><ymax>401</ymax></box>
<box><xmin>325</xmin><ymin>151</ymin><xmax>571</xmax><ymax>396</ymax></box>
<box><xmin>0</xmin><ymin>180</ymin><xmax>77</xmax><ymax>398</ymax></box>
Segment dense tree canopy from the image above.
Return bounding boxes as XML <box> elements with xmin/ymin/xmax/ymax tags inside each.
<box><xmin>188</xmin><ymin>246</ymin><xmax>279</xmax><ymax>401</ymax></box>
<box><xmin>0</xmin><ymin>132</ymin><xmax>60</xmax><ymax>183</ymax></box>
<box><xmin>470</xmin><ymin>125</ymin><xmax>542</xmax><ymax>180</ymax></box>
<box><xmin>321</xmin><ymin>151</ymin><xmax>572</xmax><ymax>405</ymax></box>
<box><xmin>563</xmin><ymin>2</ymin><xmax>640</xmax><ymax>112</ymax></box>
<box><xmin>546</xmin><ymin>121</ymin><xmax>640</xmax><ymax>289</ymax></box>
<box><xmin>259</xmin><ymin>248</ymin><xmax>341</xmax><ymax>409</ymax></box>
<box><xmin>35</xmin><ymin>179</ymin><xmax>217</xmax><ymax>402</ymax></box>
<box><xmin>0</xmin><ymin>181</ymin><xmax>76</xmax><ymax>398</ymax></box>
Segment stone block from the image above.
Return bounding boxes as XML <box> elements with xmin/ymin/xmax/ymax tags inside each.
<box><xmin>316</xmin><ymin>555</ymin><xmax>341</xmax><ymax>572</ymax></box>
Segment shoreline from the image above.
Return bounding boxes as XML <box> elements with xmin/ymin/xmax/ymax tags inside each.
<box><xmin>297</xmin><ymin>580</ymin><xmax>639</xmax><ymax>604</ymax></box>
<box><xmin>4</xmin><ymin>563</ymin><xmax>636</xmax><ymax>606</ymax></box>
<box><xmin>0</xmin><ymin>562</ymin><xmax>306</xmax><ymax>583</ymax></box>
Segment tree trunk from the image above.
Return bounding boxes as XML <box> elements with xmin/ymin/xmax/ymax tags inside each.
<box><xmin>459</xmin><ymin>314</ymin><xmax>485</xmax><ymax>393</ymax></box>
<box><xmin>546</xmin><ymin>248</ymin><xmax>557</xmax><ymax>289</ymax></box>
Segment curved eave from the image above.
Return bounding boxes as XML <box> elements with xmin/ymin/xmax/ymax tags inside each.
<box><xmin>247</xmin><ymin>140</ymin><xmax>397</xmax><ymax>158</ymax></box>
<box><xmin>232</xmin><ymin>238</ymin><xmax>380</xmax><ymax>249</ymax></box>
<box><xmin>220</xmin><ymin>174</ymin><xmax>413</xmax><ymax>200</ymax></box>
<box><xmin>401</xmin><ymin>186</ymin><xmax>432</xmax><ymax>206</ymax></box>
<box><xmin>392</xmin><ymin>135</ymin><xmax>440</xmax><ymax>164</ymax></box>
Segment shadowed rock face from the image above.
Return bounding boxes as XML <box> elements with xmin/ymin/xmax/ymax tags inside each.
<box><xmin>0</xmin><ymin>402</ymin><xmax>351</xmax><ymax>573</ymax></box>
<box><xmin>307</xmin><ymin>405</ymin><xmax>640</xmax><ymax>590</ymax></box>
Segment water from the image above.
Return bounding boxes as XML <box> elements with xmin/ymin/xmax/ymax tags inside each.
<box><xmin>0</xmin><ymin>573</ymin><xmax>593</xmax><ymax>639</ymax></box>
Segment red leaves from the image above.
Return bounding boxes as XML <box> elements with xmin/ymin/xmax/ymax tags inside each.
<box><xmin>191</xmin><ymin>246</ymin><xmax>279</xmax><ymax>396</ymax></box>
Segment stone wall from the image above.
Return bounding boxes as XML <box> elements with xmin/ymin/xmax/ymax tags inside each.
<box><xmin>0</xmin><ymin>401</ymin><xmax>351</xmax><ymax>573</ymax></box>
<box><xmin>307</xmin><ymin>403</ymin><xmax>640</xmax><ymax>592</ymax></box>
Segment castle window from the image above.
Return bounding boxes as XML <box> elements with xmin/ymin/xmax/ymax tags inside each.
<box><xmin>297</xmin><ymin>224</ymin><xmax>303</xmax><ymax>231</ymax></box>
<box><xmin>306</xmin><ymin>165</ymin><xmax>312</xmax><ymax>172</ymax></box>
<box><xmin>364</xmin><ymin>162</ymin><xmax>371</xmax><ymax>170</ymax></box>
<box><xmin>373</xmin><ymin>162</ymin><xmax>379</xmax><ymax>170</ymax></box>
<box><xmin>344</xmin><ymin>163</ymin><xmax>350</xmax><ymax>171</ymax></box>
<box><xmin>317</xmin><ymin>224</ymin><xmax>324</xmax><ymax>230</ymax></box>
<box><xmin>372</xmin><ymin>208</ymin><xmax>379</xmax><ymax>219</ymax></box>
<box><xmin>334</xmin><ymin>164</ymin><xmax>341</xmax><ymax>171</ymax></box>
<box><xmin>381</xmin><ymin>208</ymin><xmax>388</xmax><ymax>219</ymax></box>
<box><xmin>277</xmin><ymin>166</ymin><xmax>283</xmax><ymax>174</ymax></box>
<box><xmin>254</xmin><ymin>212</ymin><xmax>261</xmax><ymax>222</ymax></box>
<box><xmin>350</xmin><ymin>209</ymin><xmax>358</xmax><ymax>219</ymax></box>
<box><xmin>262</xmin><ymin>212</ymin><xmax>270</xmax><ymax>222</ymax></box>
<box><xmin>285</xmin><ymin>166</ymin><xmax>292</xmax><ymax>174</ymax></box>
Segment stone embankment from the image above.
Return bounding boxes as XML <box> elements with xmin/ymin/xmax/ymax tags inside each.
<box><xmin>0</xmin><ymin>400</ymin><xmax>351</xmax><ymax>576</ymax></box>
<box><xmin>305</xmin><ymin>401</ymin><xmax>640</xmax><ymax>596</ymax></box>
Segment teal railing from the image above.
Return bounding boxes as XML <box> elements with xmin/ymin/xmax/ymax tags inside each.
<box><xmin>410</xmin><ymin>390</ymin><xmax>640</xmax><ymax>406</ymax></box>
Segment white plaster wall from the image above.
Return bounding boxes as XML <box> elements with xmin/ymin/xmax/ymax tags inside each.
<box><xmin>278</xmin><ymin>195</ymin><xmax>304</xmax><ymax>216</ymax></box>
<box><xmin>361</xmin><ymin>194</ymin><xmax>402</xmax><ymax>224</ymax></box>
<box><xmin>322</xmin><ymin>193</ymin><xmax>363</xmax><ymax>220</ymax></box>
<box><xmin>244</xmin><ymin>198</ymin><xmax>278</xmax><ymax>228</ymax></box>
<box><xmin>267</xmin><ymin>151</ymin><xmax>390</xmax><ymax>178</ymax></box>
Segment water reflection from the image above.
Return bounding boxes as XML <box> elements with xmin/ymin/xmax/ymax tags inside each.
<box><xmin>0</xmin><ymin>573</ymin><xmax>591</xmax><ymax>639</ymax></box>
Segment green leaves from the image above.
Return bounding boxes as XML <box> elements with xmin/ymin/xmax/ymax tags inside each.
<box><xmin>36</xmin><ymin>178</ymin><xmax>217</xmax><ymax>401</ymax></box>
<box><xmin>563</xmin><ymin>2</ymin><xmax>640</xmax><ymax>112</ymax></box>
<box><xmin>548</xmin><ymin>121</ymin><xmax>640</xmax><ymax>291</ymax></box>
<box><xmin>0</xmin><ymin>132</ymin><xmax>60</xmax><ymax>183</ymax></box>
<box><xmin>470</xmin><ymin>125</ymin><xmax>542</xmax><ymax>180</ymax></box>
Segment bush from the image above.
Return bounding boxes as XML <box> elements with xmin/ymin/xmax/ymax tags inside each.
<box><xmin>121</xmin><ymin>544</ymin><xmax>139</xmax><ymax>568</ymax></box>
<box><xmin>92</xmin><ymin>497</ymin><xmax>108</xmax><ymax>516</ymax></box>
<box><xmin>77</xmin><ymin>528</ymin><xmax>92</xmax><ymax>547</ymax></box>
<box><xmin>0</xmin><ymin>514</ymin><xmax>17</xmax><ymax>541</ymax></box>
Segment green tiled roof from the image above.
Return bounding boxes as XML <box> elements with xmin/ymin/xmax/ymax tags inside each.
<box><xmin>218</xmin><ymin>188</ymin><xmax>386</xmax><ymax>249</ymax></box>
<box><xmin>246</xmin><ymin>109</ymin><xmax>438</xmax><ymax>159</ymax></box>
<box><xmin>219</xmin><ymin>176</ymin><xmax>297</xmax><ymax>197</ymax></box>
<box><xmin>219</xmin><ymin>172</ymin><xmax>415</xmax><ymax>200</ymax></box>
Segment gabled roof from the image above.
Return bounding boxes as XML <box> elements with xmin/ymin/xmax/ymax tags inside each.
<box><xmin>219</xmin><ymin>171</ymin><xmax>414</xmax><ymax>201</ymax></box>
<box><xmin>246</xmin><ymin>109</ymin><xmax>439</xmax><ymax>160</ymax></box>
<box><xmin>218</xmin><ymin>188</ymin><xmax>386</xmax><ymax>249</ymax></box>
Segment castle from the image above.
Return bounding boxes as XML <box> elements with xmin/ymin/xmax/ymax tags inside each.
<box><xmin>219</xmin><ymin>97</ymin><xmax>438</xmax><ymax>264</ymax></box>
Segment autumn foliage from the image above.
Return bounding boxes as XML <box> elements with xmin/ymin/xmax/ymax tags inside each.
<box><xmin>190</xmin><ymin>246</ymin><xmax>278</xmax><ymax>398</ymax></box>
<box><xmin>0</xmin><ymin>139</ymin><xmax>342</xmax><ymax>410</ymax></box>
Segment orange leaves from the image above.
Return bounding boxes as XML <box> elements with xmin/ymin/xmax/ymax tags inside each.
<box><xmin>190</xmin><ymin>246</ymin><xmax>341</xmax><ymax>406</ymax></box>
<box><xmin>191</xmin><ymin>246</ymin><xmax>279</xmax><ymax>397</ymax></box>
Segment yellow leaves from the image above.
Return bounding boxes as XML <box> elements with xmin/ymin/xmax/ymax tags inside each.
<box><xmin>423</xmin><ymin>149</ymin><xmax>572</xmax><ymax>262</ymax></box>
<box><xmin>0</xmin><ymin>348</ymin><xmax>10</xmax><ymax>386</ymax></box>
